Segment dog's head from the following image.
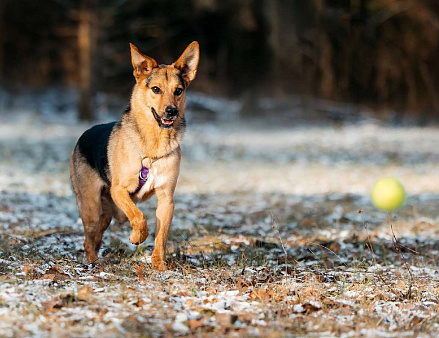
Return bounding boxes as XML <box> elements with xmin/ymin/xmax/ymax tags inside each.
<box><xmin>130</xmin><ymin>42</ymin><xmax>199</xmax><ymax>130</ymax></box>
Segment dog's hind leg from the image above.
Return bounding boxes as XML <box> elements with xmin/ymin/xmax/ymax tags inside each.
<box><xmin>94</xmin><ymin>195</ymin><xmax>113</xmax><ymax>254</ymax></box>
<box><xmin>70</xmin><ymin>154</ymin><xmax>108</xmax><ymax>262</ymax></box>
<box><xmin>92</xmin><ymin>192</ymin><xmax>115</xmax><ymax>254</ymax></box>
<box><xmin>78</xmin><ymin>191</ymin><xmax>104</xmax><ymax>263</ymax></box>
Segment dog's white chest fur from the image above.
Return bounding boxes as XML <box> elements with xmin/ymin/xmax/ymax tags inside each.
<box><xmin>154</xmin><ymin>172</ymin><xmax>167</xmax><ymax>188</ymax></box>
<box><xmin>134</xmin><ymin>166</ymin><xmax>168</xmax><ymax>199</ymax></box>
<box><xmin>135</xmin><ymin>167</ymin><xmax>156</xmax><ymax>198</ymax></box>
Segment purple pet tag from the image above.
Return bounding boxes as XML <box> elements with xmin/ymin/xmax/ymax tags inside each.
<box><xmin>139</xmin><ymin>166</ymin><xmax>149</xmax><ymax>181</ymax></box>
<box><xmin>133</xmin><ymin>166</ymin><xmax>149</xmax><ymax>194</ymax></box>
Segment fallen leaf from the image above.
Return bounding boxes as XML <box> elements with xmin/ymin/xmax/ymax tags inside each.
<box><xmin>215</xmin><ymin>313</ymin><xmax>237</xmax><ymax>327</ymax></box>
<box><xmin>303</xmin><ymin>302</ymin><xmax>322</xmax><ymax>313</ymax></box>
<box><xmin>42</xmin><ymin>293</ymin><xmax>75</xmax><ymax>312</ymax></box>
<box><xmin>177</xmin><ymin>291</ymin><xmax>191</xmax><ymax>297</ymax></box>
<box><xmin>134</xmin><ymin>299</ymin><xmax>146</xmax><ymax>308</ymax></box>
<box><xmin>77</xmin><ymin>285</ymin><xmax>94</xmax><ymax>301</ymax></box>
<box><xmin>135</xmin><ymin>263</ymin><xmax>144</xmax><ymax>282</ymax></box>
<box><xmin>339</xmin><ymin>306</ymin><xmax>351</xmax><ymax>315</ymax></box>
<box><xmin>39</xmin><ymin>266</ymin><xmax>69</xmax><ymax>281</ymax></box>
<box><xmin>22</xmin><ymin>265</ymin><xmax>34</xmax><ymax>274</ymax></box>
<box><xmin>411</xmin><ymin>315</ymin><xmax>421</xmax><ymax>326</ymax></box>
<box><xmin>238</xmin><ymin>313</ymin><xmax>257</xmax><ymax>324</ymax></box>
<box><xmin>252</xmin><ymin>239</ymin><xmax>279</xmax><ymax>249</ymax></box>
<box><xmin>329</xmin><ymin>241</ymin><xmax>341</xmax><ymax>254</ymax></box>
<box><xmin>122</xmin><ymin>315</ymin><xmax>144</xmax><ymax>332</ymax></box>
<box><xmin>188</xmin><ymin>318</ymin><xmax>204</xmax><ymax>330</ymax></box>
<box><xmin>40</xmin><ymin>274</ymin><xmax>56</xmax><ymax>281</ymax></box>
<box><xmin>42</xmin><ymin>298</ymin><xmax>60</xmax><ymax>312</ymax></box>
<box><xmin>321</xmin><ymin>297</ymin><xmax>337</xmax><ymax>308</ymax></box>
<box><xmin>249</xmin><ymin>289</ymin><xmax>270</xmax><ymax>301</ymax></box>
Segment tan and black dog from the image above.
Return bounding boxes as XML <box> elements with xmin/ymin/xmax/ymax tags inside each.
<box><xmin>70</xmin><ymin>42</ymin><xmax>199</xmax><ymax>271</ymax></box>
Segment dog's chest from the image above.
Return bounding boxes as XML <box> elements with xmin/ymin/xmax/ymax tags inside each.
<box><xmin>134</xmin><ymin>166</ymin><xmax>167</xmax><ymax>199</ymax></box>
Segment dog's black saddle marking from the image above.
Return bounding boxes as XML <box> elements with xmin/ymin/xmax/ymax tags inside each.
<box><xmin>77</xmin><ymin>121</ymin><xmax>117</xmax><ymax>185</ymax></box>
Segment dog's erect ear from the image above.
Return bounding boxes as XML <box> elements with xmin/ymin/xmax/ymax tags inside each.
<box><xmin>173</xmin><ymin>41</ymin><xmax>200</xmax><ymax>86</ymax></box>
<box><xmin>130</xmin><ymin>43</ymin><xmax>158</xmax><ymax>78</ymax></box>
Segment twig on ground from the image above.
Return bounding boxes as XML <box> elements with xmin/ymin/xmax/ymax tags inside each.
<box><xmin>31</xmin><ymin>229</ymin><xmax>82</xmax><ymax>238</ymax></box>
<box><xmin>358</xmin><ymin>209</ymin><xmax>378</xmax><ymax>267</ymax></box>
<box><xmin>270</xmin><ymin>211</ymin><xmax>289</xmax><ymax>276</ymax></box>
<box><xmin>270</xmin><ymin>210</ymin><xmax>300</xmax><ymax>306</ymax></box>
<box><xmin>388</xmin><ymin>213</ymin><xmax>414</xmax><ymax>299</ymax></box>
<box><xmin>316</xmin><ymin>244</ymin><xmax>348</xmax><ymax>268</ymax></box>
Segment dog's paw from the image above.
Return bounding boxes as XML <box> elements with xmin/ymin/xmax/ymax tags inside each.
<box><xmin>129</xmin><ymin>227</ymin><xmax>149</xmax><ymax>245</ymax></box>
<box><xmin>151</xmin><ymin>256</ymin><xmax>167</xmax><ymax>271</ymax></box>
<box><xmin>130</xmin><ymin>215</ymin><xmax>148</xmax><ymax>245</ymax></box>
<box><xmin>85</xmin><ymin>251</ymin><xmax>99</xmax><ymax>263</ymax></box>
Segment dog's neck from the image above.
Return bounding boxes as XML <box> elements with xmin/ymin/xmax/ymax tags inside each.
<box><xmin>122</xmin><ymin>105</ymin><xmax>184</xmax><ymax>160</ymax></box>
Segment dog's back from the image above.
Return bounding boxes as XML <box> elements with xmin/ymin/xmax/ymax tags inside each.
<box><xmin>75</xmin><ymin>122</ymin><xmax>118</xmax><ymax>185</ymax></box>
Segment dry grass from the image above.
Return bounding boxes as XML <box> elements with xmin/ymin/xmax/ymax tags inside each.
<box><xmin>1</xmin><ymin>112</ymin><xmax>439</xmax><ymax>336</ymax></box>
<box><xmin>1</xmin><ymin>201</ymin><xmax>438</xmax><ymax>337</ymax></box>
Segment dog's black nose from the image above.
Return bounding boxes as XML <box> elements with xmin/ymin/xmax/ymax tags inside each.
<box><xmin>165</xmin><ymin>106</ymin><xmax>179</xmax><ymax>117</ymax></box>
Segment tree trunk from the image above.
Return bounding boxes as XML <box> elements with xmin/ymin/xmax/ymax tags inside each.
<box><xmin>267</xmin><ymin>0</ymin><xmax>282</xmax><ymax>96</ymax></box>
<box><xmin>78</xmin><ymin>0</ymin><xmax>96</xmax><ymax>120</ymax></box>
<box><xmin>0</xmin><ymin>0</ymin><xmax>5</xmax><ymax>86</ymax></box>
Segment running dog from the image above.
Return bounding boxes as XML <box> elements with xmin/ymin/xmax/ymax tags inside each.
<box><xmin>70</xmin><ymin>42</ymin><xmax>199</xmax><ymax>271</ymax></box>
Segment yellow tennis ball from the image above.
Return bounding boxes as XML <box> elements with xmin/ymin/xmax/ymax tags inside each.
<box><xmin>371</xmin><ymin>177</ymin><xmax>405</xmax><ymax>211</ymax></box>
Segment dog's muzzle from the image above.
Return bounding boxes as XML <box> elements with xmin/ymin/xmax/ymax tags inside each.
<box><xmin>151</xmin><ymin>107</ymin><xmax>178</xmax><ymax>130</ymax></box>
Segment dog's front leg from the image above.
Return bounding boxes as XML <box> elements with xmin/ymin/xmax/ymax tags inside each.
<box><xmin>152</xmin><ymin>187</ymin><xmax>174</xmax><ymax>271</ymax></box>
<box><xmin>111</xmin><ymin>185</ymin><xmax>148</xmax><ymax>245</ymax></box>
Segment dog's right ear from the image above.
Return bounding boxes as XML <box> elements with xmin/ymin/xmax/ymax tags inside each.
<box><xmin>130</xmin><ymin>43</ymin><xmax>158</xmax><ymax>78</ymax></box>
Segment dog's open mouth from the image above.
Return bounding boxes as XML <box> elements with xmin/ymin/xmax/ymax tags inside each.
<box><xmin>152</xmin><ymin>108</ymin><xmax>175</xmax><ymax>130</ymax></box>
<box><xmin>160</xmin><ymin>118</ymin><xmax>174</xmax><ymax>126</ymax></box>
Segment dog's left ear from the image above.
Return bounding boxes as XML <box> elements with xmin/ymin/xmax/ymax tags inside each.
<box><xmin>173</xmin><ymin>41</ymin><xmax>200</xmax><ymax>86</ymax></box>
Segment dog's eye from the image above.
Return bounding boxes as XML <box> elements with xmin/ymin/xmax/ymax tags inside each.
<box><xmin>174</xmin><ymin>88</ymin><xmax>183</xmax><ymax>96</ymax></box>
<box><xmin>151</xmin><ymin>86</ymin><xmax>161</xmax><ymax>94</ymax></box>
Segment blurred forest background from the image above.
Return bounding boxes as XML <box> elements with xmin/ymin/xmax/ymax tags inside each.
<box><xmin>1</xmin><ymin>0</ymin><xmax>439</xmax><ymax>121</ymax></box>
